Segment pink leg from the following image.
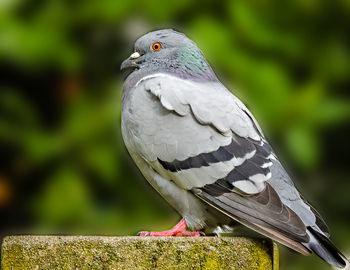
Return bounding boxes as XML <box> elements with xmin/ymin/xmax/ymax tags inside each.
<box><xmin>137</xmin><ymin>218</ymin><xmax>204</xmax><ymax>236</ymax></box>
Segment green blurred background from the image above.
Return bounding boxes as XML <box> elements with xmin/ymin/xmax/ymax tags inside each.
<box><xmin>0</xmin><ymin>0</ymin><xmax>349</xmax><ymax>269</ymax></box>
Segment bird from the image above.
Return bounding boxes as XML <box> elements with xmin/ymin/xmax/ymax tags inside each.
<box><xmin>120</xmin><ymin>29</ymin><xmax>347</xmax><ymax>268</ymax></box>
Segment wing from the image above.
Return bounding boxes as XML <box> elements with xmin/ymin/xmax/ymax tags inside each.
<box><xmin>130</xmin><ymin>74</ymin><xmax>346</xmax><ymax>265</ymax></box>
<box><xmin>138</xmin><ymin>73</ymin><xmax>273</xmax><ymax>195</ymax></box>
<box><xmin>136</xmin><ymin>74</ymin><xmax>314</xmax><ymax>253</ymax></box>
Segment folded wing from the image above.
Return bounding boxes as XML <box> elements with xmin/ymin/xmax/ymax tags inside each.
<box><xmin>134</xmin><ymin>73</ymin><xmax>346</xmax><ymax>267</ymax></box>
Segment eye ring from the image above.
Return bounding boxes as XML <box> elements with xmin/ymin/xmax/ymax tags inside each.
<box><xmin>151</xmin><ymin>42</ymin><xmax>162</xmax><ymax>51</ymax></box>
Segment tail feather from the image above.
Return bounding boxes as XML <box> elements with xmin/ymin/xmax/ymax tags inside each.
<box><xmin>307</xmin><ymin>227</ymin><xmax>347</xmax><ymax>268</ymax></box>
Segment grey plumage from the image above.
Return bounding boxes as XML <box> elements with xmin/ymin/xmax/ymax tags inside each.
<box><xmin>120</xmin><ymin>29</ymin><xmax>347</xmax><ymax>268</ymax></box>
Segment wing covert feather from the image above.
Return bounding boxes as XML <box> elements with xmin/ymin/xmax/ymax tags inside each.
<box><xmin>141</xmin><ymin>74</ymin><xmax>261</xmax><ymax>140</ymax></box>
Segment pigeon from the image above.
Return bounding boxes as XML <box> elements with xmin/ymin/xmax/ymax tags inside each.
<box><xmin>120</xmin><ymin>29</ymin><xmax>347</xmax><ymax>268</ymax></box>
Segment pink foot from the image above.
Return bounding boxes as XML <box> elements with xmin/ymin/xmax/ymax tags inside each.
<box><xmin>137</xmin><ymin>218</ymin><xmax>204</xmax><ymax>237</ymax></box>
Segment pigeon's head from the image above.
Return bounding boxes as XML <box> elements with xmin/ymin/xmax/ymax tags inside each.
<box><xmin>121</xmin><ymin>29</ymin><xmax>217</xmax><ymax>83</ymax></box>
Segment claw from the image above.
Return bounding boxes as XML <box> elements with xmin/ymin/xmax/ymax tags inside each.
<box><xmin>198</xmin><ymin>230</ymin><xmax>206</xmax><ymax>236</ymax></box>
<box><xmin>137</xmin><ymin>231</ymin><xmax>150</xmax><ymax>236</ymax></box>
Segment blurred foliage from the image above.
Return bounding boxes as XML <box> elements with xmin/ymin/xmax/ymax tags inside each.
<box><xmin>0</xmin><ymin>0</ymin><xmax>349</xmax><ymax>269</ymax></box>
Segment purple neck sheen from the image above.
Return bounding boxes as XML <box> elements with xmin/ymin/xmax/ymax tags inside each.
<box><xmin>171</xmin><ymin>68</ymin><xmax>218</xmax><ymax>82</ymax></box>
<box><xmin>161</xmin><ymin>56</ymin><xmax>218</xmax><ymax>82</ymax></box>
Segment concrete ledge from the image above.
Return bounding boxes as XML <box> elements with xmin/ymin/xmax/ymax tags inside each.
<box><xmin>1</xmin><ymin>236</ymin><xmax>278</xmax><ymax>270</ymax></box>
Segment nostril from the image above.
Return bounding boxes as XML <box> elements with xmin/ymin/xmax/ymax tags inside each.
<box><xmin>130</xmin><ymin>52</ymin><xmax>140</xmax><ymax>59</ymax></box>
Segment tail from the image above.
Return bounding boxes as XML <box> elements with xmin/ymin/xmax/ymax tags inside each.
<box><xmin>306</xmin><ymin>227</ymin><xmax>347</xmax><ymax>268</ymax></box>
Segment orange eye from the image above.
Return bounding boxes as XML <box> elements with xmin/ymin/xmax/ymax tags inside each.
<box><xmin>152</xmin><ymin>42</ymin><xmax>162</xmax><ymax>51</ymax></box>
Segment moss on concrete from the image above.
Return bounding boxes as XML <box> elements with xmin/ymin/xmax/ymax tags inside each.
<box><xmin>1</xmin><ymin>236</ymin><xmax>277</xmax><ymax>269</ymax></box>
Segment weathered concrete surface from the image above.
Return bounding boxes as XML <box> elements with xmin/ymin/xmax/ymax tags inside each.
<box><xmin>1</xmin><ymin>236</ymin><xmax>278</xmax><ymax>270</ymax></box>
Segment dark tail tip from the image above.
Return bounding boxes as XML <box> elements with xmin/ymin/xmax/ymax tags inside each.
<box><xmin>308</xmin><ymin>227</ymin><xmax>347</xmax><ymax>268</ymax></box>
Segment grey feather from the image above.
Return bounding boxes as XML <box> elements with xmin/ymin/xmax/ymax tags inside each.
<box><xmin>121</xmin><ymin>29</ymin><xmax>347</xmax><ymax>268</ymax></box>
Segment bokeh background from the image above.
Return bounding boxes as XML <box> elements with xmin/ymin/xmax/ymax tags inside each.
<box><xmin>0</xmin><ymin>0</ymin><xmax>349</xmax><ymax>269</ymax></box>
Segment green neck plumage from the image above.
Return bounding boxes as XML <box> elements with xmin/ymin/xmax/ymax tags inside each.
<box><xmin>171</xmin><ymin>46</ymin><xmax>216</xmax><ymax>81</ymax></box>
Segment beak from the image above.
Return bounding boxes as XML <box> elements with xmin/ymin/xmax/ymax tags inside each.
<box><xmin>120</xmin><ymin>51</ymin><xmax>141</xmax><ymax>71</ymax></box>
